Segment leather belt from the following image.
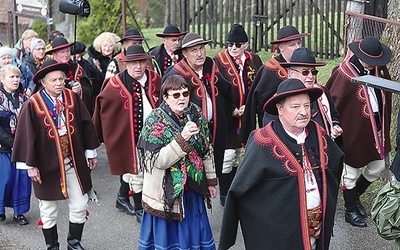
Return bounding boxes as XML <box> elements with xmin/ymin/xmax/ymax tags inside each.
<box><xmin>59</xmin><ymin>135</ymin><xmax>71</xmax><ymax>159</ymax></box>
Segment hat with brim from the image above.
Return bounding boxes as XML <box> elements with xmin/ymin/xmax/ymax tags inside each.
<box><xmin>70</xmin><ymin>41</ymin><xmax>87</xmax><ymax>55</ymax></box>
<box><xmin>348</xmin><ymin>36</ymin><xmax>392</xmax><ymax>67</ymax></box>
<box><xmin>263</xmin><ymin>78</ymin><xmax>323</xmax><ymax>115</ymax></box>
<box><xmin>280</xmin><ymin>47</ymin><xmax>327</xmax><ymax>67</ymax></box>
<box><xmin>156</xmin><ymin>25</ymin><xmax>187</xmax><ymax>37</ymax></box>
<box><xmin>121</xmin><ymin>44</ymin><xmax>153</xmax><ymax>62</ymax></box>
<box><xmin>118</xmin><ymin>28</ymin><xmax>149</xmax><ymax>43</ymax></box>
<box><xmin>45</xmin><ymin>37</ymin><xmax>75</xmax><ymax>55</ymax></box>
<box><xmin>174</xmin><ymin>32</ymin><xmax>211</xmax><ymax>54</ymax></box>
<box><xmin>32</xmin><ymin>59</ymin><xmax>71</xmax><ymax>85</ymax></box>
<box><xmin>270</xmin><ymin>25</ymin><xmax>310</xmax><ymax>45</ymax></box>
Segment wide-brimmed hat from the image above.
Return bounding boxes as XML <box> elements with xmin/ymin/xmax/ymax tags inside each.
<box><xmin>263</xmin><ymin>78</ymin><xmax>323</xmax><ymax>115</ymax></box>
<box><xmin>226</xmin><ymin>24</ymin><xmax>248</xmax><ymax>43</ymax></box>
<box><xmin>32</xmin><ymin>59</ymin><xmax>71</xmax><ymax>84</ymax></box>
<box><xmin>121</xmin><ymin>44</ymin><xmax>153</xmax><ymax>62</ymax></box>
<box><xmin>270</xmin><ymin>25</ymin><xmax>310</xmax><ymax>45</ymax></box>
<box><xmin>45</xmin><ymin>37</ymin><xmax>75</xmax><ymax>54</ymax></box>
<box><xmin>70</xmin><ymin>41</ymin><xmax>87</xmax><ymax>55</ymax></box>
<box><xmin>174</xmin><ymin>32</ymin><xmax>211</xmax><ymax>54</ymax></box>
<box><xmin>118</xmin><ymin>28</ymin><xmax>149</xmax><ymax>43</ymax></box>
<box><xmin>156</xmin><ymin>25</ymin><xmax>187</xmax><ymax>37</ymax></box>
<box><xmin>280</xmin><ymin>47</ymin><xmax>327</xmax><ymax>67</ymax></box>
<box><xmin>348</xmin><ymin>36</ymin><xmax>392</xmax><ymax>66</ymax></box>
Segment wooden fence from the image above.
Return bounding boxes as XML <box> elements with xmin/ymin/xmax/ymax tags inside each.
<box><xmin>165</xmin><ymin>0</ymin><xmax>347</xmax><ymax>59</ymax></box>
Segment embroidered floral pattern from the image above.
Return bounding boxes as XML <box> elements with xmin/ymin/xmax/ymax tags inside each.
<box><xmin>151</xmin><ymin>122</ymin><xmax>165</xmax><ymax>138</ymax></box>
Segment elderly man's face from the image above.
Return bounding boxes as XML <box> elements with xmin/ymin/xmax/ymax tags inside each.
<box><xmin>359</xmin><ymin>59</ymin><xmax>374</xmax><ymax>70</ymax></box>
<box><xmin>277</xmin><ymin>93</ymin><xmax>311</xmax><ymax>135</ymax></box>
<box><xmin>163</xmin><ymin>37</ymin><xmax>181</xmax><ymax>53</ymax></box>
<box><xmin>41</xmin><ymin>70</ymin><xmax>65</xmax><ymax>98</ymax></box>
<box><xmin>227</xmin><ymin>42</ymin><xmax>248</xmax><ymax>58</ymax></box>
<box><xmin>288</xmin><ymin>66</ymin><xmax>318</xmax><ymax>88</ymax></box>
<box><xmin>52</xmin><ymin>47</ymin><xmax>71</xmax><ymax>64</ymax></box>
<box><xmin>123</xmin><ymin>40</ymin><xmax>142</xmax><ymax>50</ymax></box>
<box><xmin>279</xmin><ymin>39</ymin><xmax>302</xmax><ymax>62</ymax></box>
<box><xmin>182</xmin><ymin>44</ymin><xmax>206</xmax><ymax>71</ymax></box>
<box><xmin>126</xmin><ymin>60</ymin><xmax>147</xmax><ymax>80</ymax></box>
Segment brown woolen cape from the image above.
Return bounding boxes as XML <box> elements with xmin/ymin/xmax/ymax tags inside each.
<box><xmin>92</xmin><ymin>69</ymin><xmax>161</xmax><ymax>175</ymax></box>
<box><xmin>12</xmin><ymin>89</ymin><xmax>100</xmax><ymax>200</ymax></box>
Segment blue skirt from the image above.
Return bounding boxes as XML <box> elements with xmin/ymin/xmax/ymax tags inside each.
<box><xmin>0</xmin><ymin>152</ymin><xmax>31</xmax><ymax>215</ymax></box>
<box><xmin>138</xmin><ymin>189</ymin><xmax>215</xmax><ymax>250</ymax></box>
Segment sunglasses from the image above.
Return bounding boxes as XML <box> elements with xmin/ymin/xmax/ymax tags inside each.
<box><xmin>227</xmin><ymin>42</ymin><xmax>245</xmax><ymax>48</ymax></box>
<box><xmin>168</xmin><ymin>91</ymin><xmax>190</xmax><ymax>99</ymax></box>
<box><xmin>290</xmin><ymin>68</ymin><xmax>319</xmax><ymax>76</ymax></box>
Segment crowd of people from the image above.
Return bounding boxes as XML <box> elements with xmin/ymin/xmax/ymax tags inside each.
<box><xmin>0</xmin><ymin>22</ymin><xmax>395</xmax><ymax>250</ymax></box>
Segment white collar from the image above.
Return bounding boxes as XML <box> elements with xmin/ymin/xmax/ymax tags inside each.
<box><xmin>284</xmin><ymin>127</ymin><xmax>307</xmax><ymax>144</ymax></box>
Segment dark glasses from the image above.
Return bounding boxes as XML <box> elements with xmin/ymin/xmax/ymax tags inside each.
<box><xmin>227</xmin><ymin>42</ymin><xmax>245</xmax><ymax>48</ymax></box>
<box><xmin>168</xmin><ymin>91</ymin><xmax>190</xmax><ymax>99</ymax></box>
<box><xmin>291</xmin><ymin>68</ymin><xmax>319</xmax><ymax>76</ymax></box>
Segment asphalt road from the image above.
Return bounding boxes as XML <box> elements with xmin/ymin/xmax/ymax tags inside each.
<box><xmin>0</xmin><ymin>144</ymin><xmax>395</xmax><ymax>249</ymax></box>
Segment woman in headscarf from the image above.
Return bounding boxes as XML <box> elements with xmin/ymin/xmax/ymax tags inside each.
<box><xmin>137</xmin><ymin>75</ymin><xmax>217</xmax><ymax>250</ymax></box>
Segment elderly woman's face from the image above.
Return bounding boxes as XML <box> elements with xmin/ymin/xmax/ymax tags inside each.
<box><xmin>32</xmin><ymin>44</ymin><xmax>46</xmax><ymax>60</ymax></box>
<box><xmin>41</xmin><ymin>70</ymin><xmax>65</xmax><ymax>97</ymax></box>
<box><xmin>0</xmin><ymin>55</ymin><xmax>13</xmax><ymax>67</ymax></box>
<box><xmin>101</xmin><ymin>42</ymin><xmax>114</xmax><ymax>57</ymax></box>
<box><xmin>1</xmin><ymin>69</ymin><xmax>20</xmax><ymax>94</ymax></box>
<box><xmin>164</xmin><ymin>87</ymin><xmax>190</xmax><ymax>115</ymax></box>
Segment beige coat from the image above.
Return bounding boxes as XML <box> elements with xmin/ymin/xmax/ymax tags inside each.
<box><xmin>142</xmin><ymin>137</ymin><xmax>217</xmax><ymax>221</ymax></box>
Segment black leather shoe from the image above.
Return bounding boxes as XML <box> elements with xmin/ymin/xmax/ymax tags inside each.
<box><xmin>135</xmin><ymin>209</ymin><xmax>143</xmax><ymax>223</ymax></box>
<box><xmin>67</xmin><ymin>239</ymin><xmax>85</xmax><ymax>250</ymax></box>
<box><xmin>0</xmin><ymin>214</ymin><xmax>5</xmax><ymax>221</ymax></box>
<box><xmin>116</xmin><ymin>194</ymin><xmax>136</xmax><ymax>215</ymax></box>
<box><xmin>355</xmin><ymin>197</ymin><xmax>367</xmax><ymax>217</ymax></box>
<box><xmin>13</xmin><ymin>214</ymin><xmax>29</xmax><ymax>225</ymax></box>
<box><xmin>345</xmin><ymin>210</ymin><xmax>367</xmax><ymax>227</ymax></box>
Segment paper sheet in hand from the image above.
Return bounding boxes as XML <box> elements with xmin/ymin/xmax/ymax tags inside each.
<box><xmin>352</xmin><ymin>75</ymin><xmax>400</xmax><ymax>94</ymax></box>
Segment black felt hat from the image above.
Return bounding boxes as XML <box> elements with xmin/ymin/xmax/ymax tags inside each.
<box><xmin>118</xmin><ymin>28</ymin><xmax>149</xmax><ymax>43</ymax></box>
<box><xmin>32</xmin><ymin>59</ymin><xmax>71</xmax><ymax>85</ymax></box>
<box><xmin>280</xmin><ymin>48</ymin><xmax>327</xmax><ymax>67</ymax></box>
<box><xmin>174</xmin><ymin>32</ymin><xmax>211</xmax><ymax>54</ymax></box>
<box><xmin>70</xmin><ymin>41</ymin><xmax>87</xmax><ymax>55</ymax></box>
<box><xmin>348</xmin><ymin>36</ymin><xmax>392</xmax><ymax>66</ymax></box>
<box><xmin>226</xmin><ymin>24</ymin><xmax>248</xmax><ymax>43</ymax></box>
<box><xmin>263</xmin><ymin>78</ymin><xmax>323</xmax><ymax>115</ymax></box>
<box><xmin>156</xmin><ymin>25</ymin><xmax>187</xmax><ymax>37</ymax></box>
<box><xmin>121</xmin><ymin>44</ymin><xmax>153</xmax><ymax>62</ymax></box>
<box><xmin>270</xmin><ymin>25</ymin><xmax>310</xmax><ymax>45</ymax></box>
<box><xmin>45</xmin><ymin>37</ymin><xmax>75</xmax><ymax>55</ymax></box>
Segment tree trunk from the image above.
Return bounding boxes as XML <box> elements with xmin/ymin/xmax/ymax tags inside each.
<box><xmin>346</xmin><ymin>1</ymin><xmax>366</xmax><ymax>45</ymax></box>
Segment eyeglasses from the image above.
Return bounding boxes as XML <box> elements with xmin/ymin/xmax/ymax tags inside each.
<box><xmin>168</xmin><ymin>91</ymin><xmax>190</xmax><ymax>99</ymax></box>
<box><xmin>227</xmin><ymin>42</ymin><xmax>245</xmax><ymax>48</ymax></box>
<box><xmin>290</xmin><ymin>68</ymin><xmax>319</xmax><ymax>76</ymax></box>
<box><xmin>35</xmin><ymin>48</ymin><xmax>46</xmax><ymax>51</ymax></box>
